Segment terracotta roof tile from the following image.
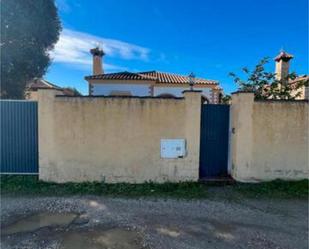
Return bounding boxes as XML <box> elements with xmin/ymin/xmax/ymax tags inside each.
<box><xmin>85</xmin><ymin>71</ymin><xmax>156</xmax><ymax>81</ymax></box>
<box><xmin>26</xmin><ymin>78</ymin><xmax>62</xmax><ymax>90</ymax></box>
<box><xmin>140</xmin><ymin>71</ymin><xmax>218</xmax><ymax>85</ymax></box>
<box><xmin>85</xmin><ymin>71</ymin><xmax>218</xmax><ymax>85</ymax></box>
<box><xmin>274</xmin><ymin>51</ymin><xmax>293</xmax><ymax>62</ymax></box>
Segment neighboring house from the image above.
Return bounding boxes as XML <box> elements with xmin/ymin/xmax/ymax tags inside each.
<box><xmin>85</xmin><ymin>47</ymin><xmax>223</xmax><ymax>104</ymax></box>
<box><xmin>274</xmin><ymin>50</ymin><xmax>309</xmax><ymax>99</ymax></box>
<box><xmin>25</xmin><ymin>78</ymin><xmax>79</xmax><ymax>100</ymax></box>
<box><xmin>289</xmin><ymin>75</ymin><xmax>309</xmax><ymax>100</ymax></box>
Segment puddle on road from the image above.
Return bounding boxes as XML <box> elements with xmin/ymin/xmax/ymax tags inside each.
<box><xmin>3</xmin><ymin>213</ymin><xmax>146</xmax><ymax>248</ymax></box>
<box><xmin>207</xmin><ymin>219</ymin><xmax>235</xmax><ymax>240</ymax></box>
<box><xmin>60</xmin><ymin>228</ymin><xmax>145</xmax><ymax>249</ymax></box>
<box><xmin>2</xmin><ymin>212</ymin><xmax>77</xmax><ymax>235</ymax></box>
<box><xmin>207</xmin><ymin>219</ymin><xmax>234</xmax><ymax>234</ymax></box>
<box><xmin>156</xmin><ymin>227</ymin><xmax>181</xmax><ymax>238</ymax></box>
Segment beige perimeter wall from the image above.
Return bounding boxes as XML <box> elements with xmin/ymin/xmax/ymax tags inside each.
<box><xmin>38</xmin><ymin>89</ymin><xmax>201</xmax><ymax>183</ymax></box>
<box><xmin>231</xmin><ymin>92</ymin><xmax>309</xmax><ymax>182</ymax></box>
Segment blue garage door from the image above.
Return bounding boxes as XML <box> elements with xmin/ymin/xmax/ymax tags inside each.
<box><xmin>0</xmin><ymin>100</ymin><xmax>38</xmax><ymax>174</ymax></box>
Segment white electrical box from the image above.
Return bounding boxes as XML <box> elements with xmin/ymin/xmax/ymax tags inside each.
<box><xmin>160</xmin><ymin>139</ymin><xmax>186</xmax><ymax>159</ymax></box>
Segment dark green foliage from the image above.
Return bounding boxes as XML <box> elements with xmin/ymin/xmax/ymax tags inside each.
<box><xmin>221</xmin><ymin>94</ymin><xmax>231</xmax><ymax>104</ymax></box>
<box><xmin>1</xmin><ymin>0</ymin><xmax>61</xmax><ymax>99</ymax></box>
<box><xmin>1</xmin><ymin>176</ymin><xmax>308</xmax><ymax>199</ymax></box>
<box><xmin>229</xmin><ymin>58</ymin><xmax>308</xmax><ymax>100</ymax></box>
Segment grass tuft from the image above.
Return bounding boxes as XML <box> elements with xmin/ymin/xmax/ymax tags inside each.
<box><xmin>1</xmin><ymin>176</ymin><xmax>308</xmax><ymax>199</ymax></box>
<box><xmin>234</xmin><ymin>179</ymin><xmax>309</xmax><ymax>199</ymax></box>
<box><xmin>0</xmin><ymin>176</ymin><xmax>207</xmax><ymax>199</ymax></box>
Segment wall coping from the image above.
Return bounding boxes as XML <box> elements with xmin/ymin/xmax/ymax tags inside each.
<box><xmin>55</xmin><ymin>95</ymin><xmax>184</xmax><ymax>100</ymax></box>
<box><xmin>0</xmin><ymin>99</ymin><xmax>37</xmax><ymax>102</ymax></box>
<box><xmin>255</xmin><ymin>99</ymin><xmax>309</xmax><ymax>103</ymax></box>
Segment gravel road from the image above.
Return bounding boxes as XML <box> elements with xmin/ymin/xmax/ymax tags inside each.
<box><xmin>1</xmin><ymin>195</ymin><xmax>308</xmax><ymax>249</ymax></box>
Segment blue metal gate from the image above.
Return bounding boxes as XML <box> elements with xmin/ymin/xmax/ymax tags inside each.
<box><xmin>199</xmin><ymin>104</ymin><xmax>230</xmax><ymax>178</ymax></box>
<box><xmin>0</xmin><ymin>100</ymin><xmax>38</xmax><ymax>174</ymax></box>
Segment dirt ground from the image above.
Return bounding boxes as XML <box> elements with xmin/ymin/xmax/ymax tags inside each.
<box><xmin>1</xmin><ymin>195</ymin><xmax>308</xmax><ymax>249</ymax></box>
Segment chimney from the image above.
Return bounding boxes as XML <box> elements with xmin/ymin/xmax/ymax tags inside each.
<box><xmin>274</xmin><ymin>50</ymin><xmax>293</xmax><ymax>83</ymax></box>
<box><xmin>90</xmin><ymin>47</ymin><xmax>105</xmax><ymax>75</ymax></box>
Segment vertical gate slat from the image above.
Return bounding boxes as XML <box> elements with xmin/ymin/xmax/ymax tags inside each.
<box><xmin>199</xmin><ymin>104</ymin><xmax>230</xmax><ymax>178</ymax></box>
<box><xmin>0</xmin><ymin>100</ymin><xmax>38</xmax><ymax>174</ymax></box>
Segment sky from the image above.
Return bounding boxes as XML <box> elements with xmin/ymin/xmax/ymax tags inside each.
<box><xmin>46</xmin><ymin>0</ymin><xmax>309</xmax><ymax>94</ymax></box>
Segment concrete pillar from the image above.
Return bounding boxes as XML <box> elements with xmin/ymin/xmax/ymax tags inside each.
<box><xmin>183</xmin><ymin>90</ymin><xmax>202</xmax><ymax>180</ymax></box>
<box><xmin>230</xmin><ymin>91</ymin><xmax>255</xmax><ymax>181</ymax></box>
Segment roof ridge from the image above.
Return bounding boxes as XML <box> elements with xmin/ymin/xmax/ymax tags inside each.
<box><xmin>138</xmin><ymin>70</ymin><xmax>156</xmax><ymax>74</ymax></box>
<box><xmin>41</xmin><ymin>79</ymin><xmax>62</xmax><ymax>89</ymax></box>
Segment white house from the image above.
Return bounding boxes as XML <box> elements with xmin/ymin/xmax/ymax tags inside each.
<box><xmin>85</xmin><ymin>47</ymin><xmax>223</xmax><ymax>104</ymax></box>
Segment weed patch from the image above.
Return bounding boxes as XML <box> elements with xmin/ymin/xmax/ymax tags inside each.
<box><xmin>1</xmin><ymin>176</ymin><xmax>308</xmax><ymax>199</ymax></box>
